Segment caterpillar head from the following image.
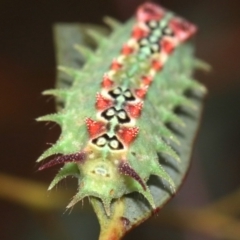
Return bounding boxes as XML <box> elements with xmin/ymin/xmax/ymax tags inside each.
<box><xmin>136</xmin><ymin>3</ymin><xmax>165</xmax><ymax>22</ymax></box>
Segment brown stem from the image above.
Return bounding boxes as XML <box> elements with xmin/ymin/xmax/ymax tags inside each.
<box><xmin>91</xmin><ymin>198</ymin><xmax>127</xmax><ymax>240</ymax></box>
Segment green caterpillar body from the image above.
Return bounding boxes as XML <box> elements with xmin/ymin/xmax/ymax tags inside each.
<box><xmin>37</xmin><ymin>3</ymin><xmax>206</xmax><ymax>216</ymax></box>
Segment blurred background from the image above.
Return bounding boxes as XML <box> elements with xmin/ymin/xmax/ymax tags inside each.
<box><xmin>0</xmin><ymin>0</ymin><xmax>240</xmax><ymax>239</ymax></box>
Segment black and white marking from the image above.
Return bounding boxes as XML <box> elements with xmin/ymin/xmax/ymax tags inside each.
<box><xmin>108</xmin><ymin>87</ymin><xmax>136</xmax><ymax>102</ymax></box>
<box><xmin>101</xmin><ymin>107</ymin><xmax>131</xmax><ymax>124</ymax></box>
<box><xmin>92</xmin><ymin>134</ymin><xmax>124</xmax><ymax>150</ymax></box>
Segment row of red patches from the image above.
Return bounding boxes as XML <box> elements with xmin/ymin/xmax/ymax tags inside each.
<box><xmin>85</xmin><ymin>118</ymin><xmax>139</xmax><ymax>147</ymax></box>
<box><xmin>85</xmin><ymin>2</ymin><xmax>197</xmax><ymax>148</ymax></box>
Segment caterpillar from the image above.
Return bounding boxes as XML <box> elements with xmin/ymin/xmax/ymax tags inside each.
<box><xmin>37</xmin><ymin>2</ymin><xmax>206</xmax><ymax>217</ymax></box>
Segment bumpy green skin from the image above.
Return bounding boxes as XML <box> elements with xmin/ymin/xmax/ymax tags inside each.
<box><xmin>37</xmin><ymin>18</ymin><xmax>206</xmax><ymax>216</ymax></box>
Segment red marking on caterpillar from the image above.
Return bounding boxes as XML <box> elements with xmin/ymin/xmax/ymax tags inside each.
<box><xmin>131</xmin><ymin>26</ymin><xmax>148</xmax><ymax>40</ymax></box>
<box><xmin>151</xmin><ymin>60</ymin><xmax>163</xmax><ymax>71</ymax></box>
<box><xmin>141</xmin><ymin>75</ymin><xmax>153</xmax><ymax>86</ymax></box>
<box><xmin>125</xmin><ymin>102</ymin><xmax>143</xmax><ymax>119</ymax></box>
<box><xmin>136</xmin><ymin>2</ymin><xmax>165</xmax><ymax>22</ymax></box>
<box><xmin>85</xmin><ymin>118</ymin><xmax>106</xmax><ymax>138</ymax></box>
<box><xmin>101</xmin><ymin>74</ymin><xmax>114</xmax><ymax>89</ymax></box>
<box><xmin>95</xmin><ymin>93</ymin><xmax>113</xmax><ymax>111</ymax></box>
<box><xmin>161</xmin><ymin>39</ymin><xmax>175</xmax><ymax>54</ymax></box>
<box><xmin>110</xmin><ymin>59</ymin><xmax>122</xmax><ymax>71</ymax></box>
<box><xmin>121</xmin><ymin>44</ymin><xmax>134</xmax><ymax>55</ymax></box>
<box><xmin>170</xmin><ymin>18</ymin><xmax>197</xmax><ymax>42</ymax></box>
<box><xmin>134</xmin><ymin>88</ymin><xmax>148</xmax><ymax>99</ymax></box>
<box><xmin>117</xmin><ymin>126</ymin><xmax>139</xmax><ymax>146</ymax></box>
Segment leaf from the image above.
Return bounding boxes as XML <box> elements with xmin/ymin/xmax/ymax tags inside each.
<box><xmin>51</xmin><ymin>22</ymin><xmax>206</xmax><ymax>240</ymax></box>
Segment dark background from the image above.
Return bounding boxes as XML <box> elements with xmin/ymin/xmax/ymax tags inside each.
<box><xmin>1</xmin><ymin>0</ymin><xmax>240</xmax><ymax>239</ymax></box>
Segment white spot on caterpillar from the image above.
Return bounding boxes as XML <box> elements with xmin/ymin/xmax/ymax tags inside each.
<box><xmin>149</xmin><ymin>69</ymin><xmax>156</xmax><ymax>77</ymax></box>
<box><xmin>151</xmin><ymin>44</ymin><xmax>159</xmax><ymax>52</ymax></box>
<box><xmin>112</xmin><ymin>88</ymin><xmax>121</xmax><ymax>95</ymax></box>
<box><xmin>153</xmin><ymin>29</ymin><xmax>162</xmax><ymax>37</ymax></box>
<box><xmin>97</xmin><ymin>137</ymin><xmax>107</xmax><ymax>146</ymax></box>
<box><xmin>149</xmin><ymin>35</ymin><xmax>159</xmax><ymax>43</ymax></box>
<box><xmin>127</xmin><ymin>38</ymin><xmax>137</xmax><ymax>47</ymax></box>
<box><xmin>95</xmin><ymin>167</ymin><xmax>108</xmax><ymax>176</ymax></box>
<box><xmin>107</xmin><ymin>70</ymin><xmax>116</xmax><ymax>78</ymax></box>
<box><xmin>149</xmin><ymin>20</ymin><xmax>158</xmax><ymax>28</ymax></box>
<box><xmin>109</xmin><ymin>140</ymin><xmax>119</xmax><ymax>149</ymax></box>
<box><xmin>117</xmin><ymin>55</ymin><xmax>126</xmax><ymax>63</ymax></box>
<box><xmin>124</xmin><ymin>91</ymin><xmax>131</xmax><ymax>98</ymax></box>
<box><xmin>106</xmin><ymin>109</ymin><xmax>115</xmax><ymax>117</ymax></box>
<box><xmin>140</xmin><ymin>38</ymin><xmax>149</xmax><ymax>45</ymax></box>
<box><xmin>118</xmin><ymin>111</ymin><xmax>126</xmax><ymax>120</ymax></box>
<box><xmin>164</xmin><ymin>27</ymin><xmax>173</xmax><ymax>35</ymax></box>
<box><xmin>114</xmin><ymin>159</ymin><xmax>119</xmax><ymax>165</ymax></box>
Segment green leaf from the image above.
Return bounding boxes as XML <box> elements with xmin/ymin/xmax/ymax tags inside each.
<box><xmin>47</xmin><ymin>15</ymin><xmax>206</xmax><ymax>240</ymax></box>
